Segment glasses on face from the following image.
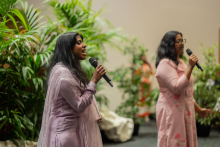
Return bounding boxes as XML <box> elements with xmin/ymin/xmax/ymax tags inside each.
<box><xmin>175</xmin><ymin>39</ymin><xmax>186</xmax><ymax>44</ymax></box>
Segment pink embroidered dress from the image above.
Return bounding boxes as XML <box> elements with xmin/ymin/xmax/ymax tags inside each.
<box><xmin>37</xmin><ymin>63</ymin><xmax>103</xmax><ymax>147</ymax></box>
<box><xmin>155</xmin><ymin>59</ymin><xmax>197</xmax><ymax>147</ymax></box>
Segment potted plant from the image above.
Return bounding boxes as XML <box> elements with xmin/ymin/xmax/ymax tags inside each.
<box><xmin>0</xmin><ymin>0</ymin><xmax>53</xmax><ymax>145</ymax></box>
<box><xmin>193</xmin><ymin>44</ymin><xmax>220</xmax><ymax>137</ymax></box>
<box><xmin>111</xmin><ymin>38</ymin><xmax>152</xmax><ymax>136</ymax></box>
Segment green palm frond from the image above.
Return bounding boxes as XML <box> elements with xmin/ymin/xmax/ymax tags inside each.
<box><xmin>10</xmin><ymin>9</ymin><xmax>28</xmax><ymax>30</ymax></box>
<box><xmin>1</xmin><ymin>34</ymin><xmax>39</xmax><ymax>60</ymax></box>
<box><xmin>0</xmin><ymin>0</ymin><xmax>43</xmax><ymax>33</ymax></box>
<box><xmin>0</xmin><ymin>0</ymin><xmax>46</xmax><ymax>142</ymax></box>
<box><xmin>49</xmin><ymin>0</ymin><xmax>90</xmax><ymax>28</ymax></box>
<box><xmin>0</xmin><ymin>0</ymin><xmax>17</xmax><ymax>17</ymax></box>
<box><xmin>6</xmin><ymin>1</ymin><xmax>45</xmax><ymax>32</ymax></box>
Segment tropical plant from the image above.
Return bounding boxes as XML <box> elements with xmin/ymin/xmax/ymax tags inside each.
<box><xmin>193</xmin><ymin>44</ymin><xmax>220</xmax><ymax>126</ymax></box>
<box><xmin>110</xmin><ymin>37</ymin><xmax>153</xmax><ymax>124</ymax></box>
<box><xmin>0</xmin><ymin>0</ymin><xmax>59</xmax><ymax>144</ymax></box>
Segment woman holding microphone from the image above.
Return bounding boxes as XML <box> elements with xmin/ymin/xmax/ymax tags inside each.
<box><xmin>155</xmin><ymin>31</ymin><xmax>209</xmax><ymax>147</ymax></box>
<box><xmin>38</xmin><ymin>32</ymin><xmax>104</xmax><ymax>147</ymax></box>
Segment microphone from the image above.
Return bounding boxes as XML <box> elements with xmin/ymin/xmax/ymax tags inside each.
<box><xmin>89</xmin><ymin>57</ymin><xmax>113</xmax><ymax>87</ymax></box>
<box><xmin>186</xmin><ymin>49</ymin><xmax>203</xmax><ymax>71</ymax></box>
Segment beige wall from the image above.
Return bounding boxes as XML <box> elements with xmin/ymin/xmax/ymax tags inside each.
<box><xmin>28</xmin><ymin>0</ymin><xmax>220</xmax><ymax>111</ymax></box>
<box><xmin>91</xmin><ymin>0</ymin><xmax>220</xmax><ymax>111</ymax></box>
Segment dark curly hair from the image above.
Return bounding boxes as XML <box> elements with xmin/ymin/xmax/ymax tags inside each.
<box><xmin>155</xmin><ymin>31</ymin><xmax>183</xmax><ymax>68</ymax></box>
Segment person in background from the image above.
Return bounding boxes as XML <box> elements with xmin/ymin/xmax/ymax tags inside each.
<box><xmin>155</xmin><ymin>31</ymin><xmax>209</xmax><ymax>147</ymax></box>
<box><xmin>136</xmin><ymin>54</ymin><xmax>154</xmax><ymax>121</ymax></box>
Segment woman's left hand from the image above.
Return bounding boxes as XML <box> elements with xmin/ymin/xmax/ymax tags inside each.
<box><xmin>97</xmin><ymin>113</ymin><xmax>102</xmax><ymax>123</ymax></box>
<box><xmin>198</xmin><ymin>108</ymin><xmax>210</xmax><ymax>118</ymax></box>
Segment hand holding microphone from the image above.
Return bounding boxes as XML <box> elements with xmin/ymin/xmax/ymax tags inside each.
<box><xmin>91</xmin><ymin>64</ymin><xmax>106</xmax><ymax>84</ymax></box>
<box><xmin>188</xmin><ymin>54</ymin><xmax>198</xmax><ymax>69</ymax></box>
<box><xmin>89</xmin><ymin>57</ymin><xmax>113</xmax><ymax>87</ymax></box>
<box><xmin>186</xmin><ymin>49</ymin><xmax>203</xmax><ymax>71</ymax></box>
<box><xmin>184</xmin><ymin>49</ymin><xmax>203</xmax><ymax>80</ymax></box>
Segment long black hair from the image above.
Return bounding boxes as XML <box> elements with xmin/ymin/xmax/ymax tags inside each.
<box><xmin>155</xmin><ymin>31</ymin><xmax>183</xmax><ymax>68</ymax></box>
<box><xmin>47</xmin><ymin>32</ymin><xmax>89</xmax><ymax>89</ymax></box>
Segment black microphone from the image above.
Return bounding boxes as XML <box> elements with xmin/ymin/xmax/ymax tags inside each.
<box><xmin>186</xmin><ymin>49</ymin><xmax>203</xmax><ymax>71</ymax></box>
<box><xmin>89</xmin><ymin>57</ymin><xmax>113</xmax><ymax>87</ymax></box>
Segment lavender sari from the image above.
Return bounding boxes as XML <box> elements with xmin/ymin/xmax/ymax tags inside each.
<box><xmin>37</xmin><ymin>63</ymin><xmax>103</xmax><ymax>147</ymax></box>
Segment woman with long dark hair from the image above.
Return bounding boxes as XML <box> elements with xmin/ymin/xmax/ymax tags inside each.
<box><xmin>155</xmin><ymin>31</ymin><xmax>209</xmax><ymax>147</ymax></box>
<box><xmin>38</xmin><ymin>32</ymin><xmax>104</xmax><ymax>147</ymax></box>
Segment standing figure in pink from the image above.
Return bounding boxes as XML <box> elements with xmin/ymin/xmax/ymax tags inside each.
<box><xmin>38</xmin><ymin>32</ymin><xmax>104</xmax><ymax>147</ymax></box>
<box><xmin>155</xmin><ymin>31</ymin><xmax>210</xmax><ymax>147</ymax></box>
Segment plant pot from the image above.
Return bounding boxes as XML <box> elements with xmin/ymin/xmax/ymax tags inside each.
<box><xmin>196</xmin><ymin>122</ymin><xmax>211</xmax><ymax>137</ymax></box>
<box><xmin>132</xmin><ymin>123</ymin><xmax>140</xmax><ymax>136</ymax></box>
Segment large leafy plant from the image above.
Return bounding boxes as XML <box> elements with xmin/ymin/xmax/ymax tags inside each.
<box><xmin>0</xmin><ymin>0</ymin><xmax>61</xmax><ymax>144</ymax></box>
<box><xmin>193</xmin><ymin>44</ymin><xmax>220</xmax><ymax>126</ymax></box>
<box><xmin>110</xmin><ymin>38</ymin><xmax>151</xmax><ymax>124</ymax></box>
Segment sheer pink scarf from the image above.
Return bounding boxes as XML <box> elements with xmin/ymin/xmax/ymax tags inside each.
<box><xmin>37</xmin><ymin>63</ymin><xmax>102</xmax><ymax>147</ymax></box>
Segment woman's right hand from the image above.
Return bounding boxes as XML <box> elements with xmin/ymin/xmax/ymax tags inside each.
<box><xmin>91</xmin><ymin>65</ymin><xmax>106</xmax><ymax>84</ymax></box>
<box><xmin>188</xmin><ymin>54</ymin><xmax>198</xmax><ymax>69</ymax></box>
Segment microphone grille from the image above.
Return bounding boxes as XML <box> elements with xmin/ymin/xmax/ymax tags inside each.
<box><xmin>186</xmin><ymin>49</ymin><xmax>192</xmax><ymax>56</ymax></box>
<box><xmin>89</xmin><ymin>57</ymin><xmax>96</xmax><ymax>64</ymax></box>
<box><xmin>89</xmin><ymin>57</ymin><xmax>98</xmax><ymax>68</ymax></box>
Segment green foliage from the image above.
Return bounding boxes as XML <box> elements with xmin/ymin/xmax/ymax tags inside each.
<box><xmin>110</xmin><ymin>38</ymin><xmax>151</xmax><ymax>124</ymax></box>
<box><xmin>193</xmin><ymin>44</ymin><xmax>220</xmax><ymax>126</ymax></box>
<box><xmin>0</xmin><ymin>0</ymin><xmax>49</xmax><ymax>144</ymax></box>
<box><xmin>150</xmin><ymin>88</ymin><xmax>160</xmax><ymax>102</ymax></box>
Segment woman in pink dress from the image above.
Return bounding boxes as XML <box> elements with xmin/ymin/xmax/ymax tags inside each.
<box><xmin>37</xmin><ymin>32</ymin><xmax>105</xmax><ymax>147</ymax></box>
<box><xmin>155</xmin><ymin>31</ymin><xmax>210</xmax><ymax>147</ymax></box>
